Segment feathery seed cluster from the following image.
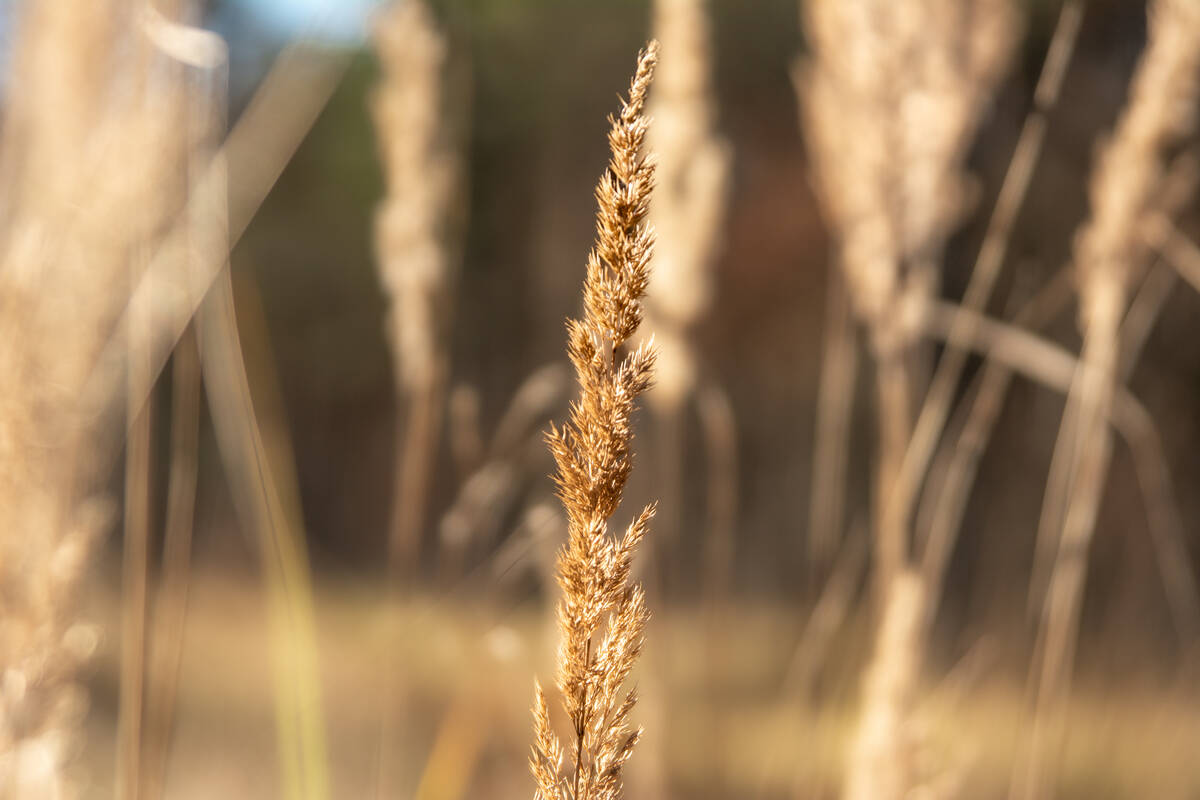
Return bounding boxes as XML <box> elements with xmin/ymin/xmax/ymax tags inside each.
<box><xmin>531</xmin><ymin>42</ymin><xmax>660</xmax><ymax>800</ymax></box>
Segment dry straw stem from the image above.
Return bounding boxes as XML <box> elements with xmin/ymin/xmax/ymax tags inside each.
<box><xmin>799</xmin><ymin>0</ymin><xmax>1017</xmax><ymax>587</ymax></box>
<box><xmin>695</xmin><ymin>382</ymin><xmax>738</xmax><ymax>601</ymax></box>
<box><xmin>201</xmin><ymin>276</ymin><xmax>332</xmax><ymax>800</ymax></box>
<box><xmin>782</xmin><ymin>525</ymin><xmax>868</xmax><ymax>701</ymax></box>
<box><xmin>914</xmin><ymin>269</ymin><xmax>1074</xmax><ymax>618</ymax></box>
<box><xmin>438</xmin><ymin>364</ymin><xmax>570</xmax><ymax>580</ymax></box>
<box><xmin>799</xmin><ymin>2</ymin><xmax>1017</xmax><ymax>799</ymax></box>
<box><xmin>915</xmin><ymin>283</ymin><xmax>1200</xmax><ymax>743</ymax></box>
<box><xmin>0</xmin><ymin>2</ymin><xmax>192</xmax><ymax>795</ymax></box>
<box><xmin>0</xmin><ymin>18</ymin><xmax>343</xmax><ymax>795</ymax></box>
<box><xmin>117</xmin><ymin>14</ymin><xmax>207</xmax><ymax>797</ymax></box>
<box><xmin>1155</xmin><ymin>212</ymin><xmax>1200</xmax><ymax>294</ymax></box>
<box><xmin>371</xmin><ymin>0</ymin><xmax>462</xmax><ymax>573</ymax></box>
<box><xmin>892</xmin><ymin>0</ymin><xmax>1083</xmax><ymax>558</ymax></box>
<box><xmin>531</xmin><ymin>41</ymin><xmax>660</xmax><ymax>800</ymax></box>
<box><xmin>916</xmin><ymin>288</ymin><xmax>1200</xmax><ymax>780</ymax></box>
<box><xmin>140</xmin><ymin>19</ymin><xmax>227</xmax><ymax>795</ymax></box>
<box><xmin>414</xmin><ymin>695</ymin><xmax>485</xmax><ymax>800</ymax></box>
<box><xmin>645</xmin><ymin>0</ymin><xmax>729</xmax><ymax>409</ymax></box>
<box><xmin>142</xmin><ymin>329</ymin><xmax>201</xmax><ymax>800</ymax></box>
<box><xmin>644</xmin><ymin>0</ymin><xmax>735</xmax><ymax>596</ymax></box>
<box><xmin>84</xmin><ymin>38</ymin><xmax>349</xmax><ymax>446</ymax></box>
<box><xmin>177</xmin><ymin>37</ymin><xmax>329</xmax><ymax>798</ymax></box>
<box><xmin>1027</xmin><ymin>153</ymin><xmax>1199</xmax><ymax>619</ymax></box>
<box><xmin>918</xmin><ymin>184</ymin><xmax>1200</xmax><ymax>637</ymax></box>
<box><xmin>808</xmin><ymin>264</ymin><xmax>858</xmax><ymax>574</ymax></box>
<box><xmin>917</xmin><ymin>294</ymin><xmax>1189</xmax><ymax>557</ymax></box>
<box><xmin>908</xmin><ymin>279</ymin><xmax>1200</xmax><ymax>647</ymax></box>
<box><xmin>370</xmin><ymin>8</ymin><xmax>459</xmax><ymax>779</ymax></box>
<box><xmin>1019</xmin><ymin>5</ymin><xmax>1200</xmax><ymax>795</ymax></box>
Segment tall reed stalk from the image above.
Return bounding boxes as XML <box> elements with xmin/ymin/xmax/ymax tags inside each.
<box><xmin>136</xmin><ymin>21</ymin><xmax>222</xmax><ymax>799</ymax></box>
<box><xmin>1017</xmin><ymin>3</ymin><xmax>1200</xmax><ymax>797</ymax></box>
<box><xmin>798</xmin><ymin>0</ymin><xmax>1015</xmax><ymax>796</ymax></box>
<box><xmin>0</xmin><ymin>2</ymin><xmax>187</xmax><ymax>794</ymax></box>
<box><xmin>530</xmin><ymin>42</ymin><xmax>660</xmax><ymax>800</ymax></box>
<box><xmin>371</xmin><ymin>0</ymin><xmax>462</xmax><ymax>576</ymax></box>
<box><xmin>644</xmin><ymin>0</ymin><xmax>733</xmax><ymax>595</ymax></box>
<box><xmin>370</xmin><ymin>4</ymin><xmax>462</xmax><ymax>794</ymax></box>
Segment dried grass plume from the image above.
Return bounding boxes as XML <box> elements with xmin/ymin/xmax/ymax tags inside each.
<box><xmin>530</xmin><ymin>41</ymin><xmax>660</xmax><ymax>800</ymax></box>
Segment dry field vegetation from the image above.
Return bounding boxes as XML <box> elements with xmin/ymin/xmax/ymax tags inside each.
<box><xmin>0</xmin><ymin>0</ymin><xmax>1199</xmax><ymax>799</ymax></box>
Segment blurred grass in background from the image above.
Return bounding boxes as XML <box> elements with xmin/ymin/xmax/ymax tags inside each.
<box><xmin>0</xmin><ymin>0</ymin><xmax>1195</xmax><ymax>796</ymax></box>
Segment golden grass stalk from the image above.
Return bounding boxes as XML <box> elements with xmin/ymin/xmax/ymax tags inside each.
<box><xmin>1017</xmin><ymin>3</ymin><xmax>1200</xmax><ymax>797</ymax></box>
<box><xmin>798</xmin><ymin>2</ymin><xmax>1016</xmax><ymax>798</ymax></box>
<box><xmin>85</xmin><ymin>39</ymin><xmax>349</xmax><ymax>441</ymax></box>
<box><xmin>0</xmin><ymin>2</ymin><xmax>190</xmax><ymax>794</ymax></box>
<box><xmin>116</xmin><ymin>23</ymin><xmax>195</xmax><ymax>798</ymax></box>
<box><xmin>800</xmin><ymin>0</ymin><xmax>1017</xmax><ymax>588</ymax></box>
<box><xmin>915</xmin><ymin>270</ymin><xmax>1074</xmax><ymax>617</ymax></box>
<box><xmin>118</xmin><ymin>216</ymin><xmax>155</xmax><ymax>800</ymax></box>
<box><xmin>142</xmin><ymin>329</ymin><xmax>201</xmax><ymax>800</ymax></box>
<box><xmin>151</xmin><ymin>21</ymin><xmax>334</xmax><ymax>795</ymax></box>
<box><xmin>899</xmin><ymin>0</ymin><xmax>1083</xmax><ymax>566</ymax></box>
<box><xmin>919</xmin><ymin>160</ymin><xmax>1200</xmax><ymax>640</ymax></box>
<box><xmin>134</xmin><ymin>25</ymin><xmax>228</xmax><ymax>800</ymax></box>
<box><xmin>437</xmin><ymin>364</ymin><xmax>570</xmax><ymax>579</ymax></box>
<box><xmin>370</xmin><ymin>9</ymin><xmax>460</xmax><ymax>784</ymax></box>
<box><xmin>202</xmin><ymin>274</ymin><xmax>331</xmax><ymax>800</ymax></box>
<box><xmin>0</xmin><ymin>12</ymin><xmax>342</xmax><ymax>794</ymax></box>
<box><xmin>118</xmin><ymin>16</ymin><xmax>232</xmax><ymax>798</ymax></box>
<box><xmin>807</xmin><ymin>265</ymin><xmax>858</xmax><ymax>576</ymax></box>
<box><xmin>645</xmin><ymin>0</ymin><xmax>729</xmax><ymax>409</ymax></box>
<box><xmin>644</xmin><ymin>0</ymin><xmax>736</xmax><ymax>600</ymax></box>
<box><xmin>530</xmin><ymin>41</ymin><xmax>660</xmax><ymax>800</ymax></box>
<box><xmin>370</xmin><ymin>0</ymin><xmax>461</xmax><ymax>573</ymax></box>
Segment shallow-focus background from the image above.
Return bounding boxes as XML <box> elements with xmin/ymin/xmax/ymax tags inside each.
<box><xmin>1</xmin><ymin>0</ymin><xmax>1198</xmax><ymax>798</ymax></box>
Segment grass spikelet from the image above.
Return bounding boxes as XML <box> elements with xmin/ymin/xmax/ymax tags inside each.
<box><xmin>531</xmin><ymin>41</ymin><xmax>660</xmax><ymax>800</ymax></box>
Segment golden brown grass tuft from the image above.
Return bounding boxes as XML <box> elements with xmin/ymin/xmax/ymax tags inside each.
<box><xmin>530</xmin><ymin>41</ymin><xmax>660</xmax><ymax>800</ymax></box>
